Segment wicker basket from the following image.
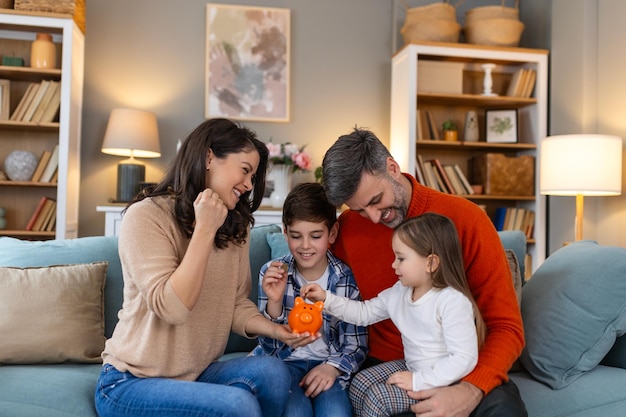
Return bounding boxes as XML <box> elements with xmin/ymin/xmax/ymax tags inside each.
<box><xmin>401</xmin><ymin>2</ymin><xmax>461</xmax><ymax>44</ymax></box>
<box><xmin>14</xmin><ymin>0</ymin><xmax>85</xmax><ymax>32</ymax></box>
<box><xmin>464</xmin><ymin>18</ymin><xmax>524</xmax><ymax>47</ymax></box>
<box><xmin>464</xmin><ymin>0</ymin><xmax>519</xmax><ymax>25</ymax></box>
<box><xmin>0</xmin><ymin>0</ymin><xmax>14</xmax><ymax>9</ymax></box>
<box><xmin>402</xmin><ymin>19</ymin><xmax>461</xmax><ymax>44</ymax></box>
<box><xmin>405</xmin><ymin>2</ymin><xmax>457</xmax><ymax>22</ymax></box>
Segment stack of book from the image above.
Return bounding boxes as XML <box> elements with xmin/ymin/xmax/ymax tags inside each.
<box><xmin>506</xmin><ymin>68</ymin><xmax>537</xmax><ymax>98</ymax></box>
<box><xmin>416</xmin><ymin>156</ymin><xmax>474</xmax><ymax>196</ymax></box>
<box><xmin>10</xmin><ymin>80</ymin><xmax>61</xmax><ymax>123</ymax></box>
<box><xmin>416</xmin><ymin>109</ymin><xmax>441</xmax><ymax>140</ymax></box>
<box><xmin>493</xmin><ymin>207</ymin><xmax>535</xmax><ymax>239</ymax></box>
<box><xmin>25</xmin><ymin>196</ymin><xmax>57</xmax><ymax>232</ymax></box>
<box><xmin>29</xmin><ymin>144</ymin><xmax>59</xmax><ymax>183</ymax></box>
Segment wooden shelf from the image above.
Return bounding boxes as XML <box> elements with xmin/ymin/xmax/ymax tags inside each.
<box><xmin>417</xmin><ymin>92</ymin><xmax>536</xmax><ymax>108</ymax></box>
<box><xmin>415</xmin><ymin>139</ymin><xmax>536</xmax><ymax>151</ymax></box>
<box><xmin>0</xmin><ymin>229</ymin><xmax>55</xmax><ymax>238</ymax></box>
<box><xmin>0</xmin><ymin>180</ymin><xmax>57</xmax><ymax>187</ymax></box>
<box><xmin>0</xmin><ymin>65</ymin><xmax>61</xmax><ymax>82</ymax></box>
<box><xmin>0</xmin><ymin>120</ymin><xmax>59</xmax><ymax>131</ymax></box>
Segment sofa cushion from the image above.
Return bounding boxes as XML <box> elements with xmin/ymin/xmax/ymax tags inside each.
<box><xmin>520</xmin><ymin>240</ymin><xmax>626</xmax><ymax>389</ymax></box>
<box><xmin>267</xmin><ymin>231</ymin><xmax>290</xmax><ymax>258</ymax></box>
<box><xmin>510</xmin><ymin>366</ymin><xmax>626</xmax><ymax>417</ymax></box>
<box><xmin>0</xmin><ymin>262</ymin><xmax>107</xmax><ymax>364</ymax></box>
<box><xmin>0</xmin><ymin>236</ymin><xmax>123</xmax><ymax>338</ymax></box>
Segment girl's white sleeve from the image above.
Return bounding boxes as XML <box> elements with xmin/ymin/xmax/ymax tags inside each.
<box><xmin>324</xmin><ymin>289</ymin><xmax>391</xmax><ymax>326</ymax></box>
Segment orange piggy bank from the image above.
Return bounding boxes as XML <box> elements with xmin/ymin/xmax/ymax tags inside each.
<box><xmin>288</xmin><ymin>296</ymin><xmax>324</xmax><ymax>334</ymax></box>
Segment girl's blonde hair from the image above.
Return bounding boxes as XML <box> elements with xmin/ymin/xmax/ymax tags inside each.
<box><xmin>394</xmin><ymin>212</ymin><xmax>486</xmax><ymax>348</ymax></box>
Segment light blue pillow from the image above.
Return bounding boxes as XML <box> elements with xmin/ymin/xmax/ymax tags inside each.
<box><xmin>266</xmin><ymin>231</ymin><xmax>289</xmax><ymax>259</ymax></box>
<box><xmin>520</xmin><ymin>240</ymin><xmax>626</xmax><ymax>389</ymax></box>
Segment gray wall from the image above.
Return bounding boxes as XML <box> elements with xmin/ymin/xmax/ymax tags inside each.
<box><xmin>549</xmin><ymin>0</ymin><xmax>626</xmax><ymax>252</ymax></box>
<box><xmin>80</xmin><ymin>0</ymin><xmax>550</xmax><ymax>237</ymax></box>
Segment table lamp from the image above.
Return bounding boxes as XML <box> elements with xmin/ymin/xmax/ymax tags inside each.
<box><xmin>540</xmin><ymin>134</ymin><xmax>623</xmax><ymax>241</ymax></box>
<box><xmin>101</xmin><ymin>108</ymin><xmax>161</xmax><ymax>202</ymax></box>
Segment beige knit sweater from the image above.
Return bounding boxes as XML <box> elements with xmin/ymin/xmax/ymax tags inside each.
<box><xmin>101</xmin><ymin>196</ymin><xmax>261</xmax><ymax>381</ymax></box>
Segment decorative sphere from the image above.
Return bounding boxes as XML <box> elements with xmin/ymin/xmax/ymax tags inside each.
<box><xmin>3</xmin><ymin>150</ymin><xmax>38</xmax><ymax>181</ymax></box>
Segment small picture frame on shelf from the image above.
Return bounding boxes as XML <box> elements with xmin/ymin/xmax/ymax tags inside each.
<box><xmin>0</xmin><ymin>79</ymin><xmax>10</xmax><ymax>121</ymax></box>
<box><xmin>486</xmin><ymin>109</ymin><xmax>518</xmax><ymax>143</ymax></box>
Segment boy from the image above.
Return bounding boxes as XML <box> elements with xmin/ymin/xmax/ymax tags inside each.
<box><xmin>252</xmin><ymin>182</ymin><xmax>368</xmax><ymax>417</ymax></box>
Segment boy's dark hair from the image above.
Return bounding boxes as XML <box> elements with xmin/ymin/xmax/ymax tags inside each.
<box><xmin>282</xmin><ymin>182</ymin><xmax>336</xmax><ymax>231</ymax></box>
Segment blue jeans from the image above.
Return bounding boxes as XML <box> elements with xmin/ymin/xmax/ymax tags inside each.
<box><xmin>94</xmin><ymin>356</ymin><xmax>290</xmax><ymax>417</ymax></box>
<box><xmin>284</xmin><ymin>359</ymin><xmax>352</xmax><ymax>417</ymax></box>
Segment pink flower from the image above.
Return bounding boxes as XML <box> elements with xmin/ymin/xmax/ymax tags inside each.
<box><xmin>265</xmin><ymin>140</ymin><xmax>312</xmax><ymax>173</ymax></box>
<box><xmin>266</xmin><ymin>142</ymin><xmax>282</xmax><ymax>158</ymax></box>
<box><xmin>292</xmin><ymin>152</ymin><xmax>312</xmax><ymax>171</ymax></box>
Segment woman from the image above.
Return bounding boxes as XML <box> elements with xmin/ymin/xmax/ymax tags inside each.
<box><xmin>95</xmin><ymin>118</ymin><xmax>314</xmax><ymax>417</ymax></box>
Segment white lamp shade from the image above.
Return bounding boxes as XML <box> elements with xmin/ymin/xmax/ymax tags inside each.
<box><xmin>540</xmin><ymin>134</ymin><xmax>623</xmax><ymax>196</ymax></box>
<box><xmin>101</xmin><ymin>108</ymin><xmax>161</xmax><ymax>158</ymax></box>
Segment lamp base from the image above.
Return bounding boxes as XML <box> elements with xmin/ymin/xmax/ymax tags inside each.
<box><xmin>117</xmin><ymin>161</ymin><xmax>145</xmax><ymax>202</ymax></box>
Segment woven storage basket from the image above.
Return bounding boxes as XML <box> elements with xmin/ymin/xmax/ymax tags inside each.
<box><xmin>402</xmin><ymin>19</ymin><xmax>461</xmax><ymax>44</ymax></box>
<box><xmin>470</xmin><ymin>153</ymin><xmax>534</xmax><ymax>196</ymax></box>
<box><xmin>465</xmin><ymin>0</ymin><xmax>519</xmax><ymax>25</ymax></box>
<box><xmin>14</xmin><ymin>0</ymin><xmax>85</xmax><ymax>32</ymax></box>
<box><xmin>401</xmin><ymin>2</ymin><xmax>461</xmax><ymax>44</ymax></box>
<box><xmin>0</xmin><ymin>0</ymin><xmax>14</xmax><ymax>9</ymax></box>
<box><xmin>405</xmin><ymin>2</ymin><xmax>457</xmax><ymax>22</ymax></box>
<box><xmin>464</xmin><ymin>18</ymin><xmax>524</xmax><ymax>47</ymax></box>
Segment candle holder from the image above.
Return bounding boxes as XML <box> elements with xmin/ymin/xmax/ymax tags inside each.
<box><xmin>481</xmin><ymin>63</ymin><xmax>498</xmax><ymax>96</ymax></box>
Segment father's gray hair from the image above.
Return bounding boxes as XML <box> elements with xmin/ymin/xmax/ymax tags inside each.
<box><xmin>322</xmin><ymin>127</ymin><xmax>391</xmax><ymax>207</ymax></box>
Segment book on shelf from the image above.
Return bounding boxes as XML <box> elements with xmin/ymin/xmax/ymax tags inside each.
<box><xmin>521</xmin><ymin>69</ymin><xmax>537</xmax><ymax>98</ymax></box>
<box><xmin>22</xmin><ymin>80</ymin><xmax>50</xmax><ymax>122</ymax></box>
<box><xmin>25</xmin><ymin>196</ymin><xmax>48</xmax><ymax>231</ymax></box>
<box><xmin>443</xmin><ymin>165</ymin><xmax>466</xmax><ymax>195</ymax></box>
<box><xmin>426</xmin><ymin>110</ymin><xmax>440</xmax><ymax>140</ymax></box>
<box><xmin>506</xmin><ymin>68</ymin><xmax>525</xmax><ymax>97</ymax></box>
<box><xmin>38</xmin><ymin>199</ymin><xmax>57</xmax><ymax>232</ymax></box>
<box><xmin>31</xmin><ymin>80</ymin><xmax>59</xmax><ymax>123</ymax></box>
<box><xmin>421</xmin><ymin>159</ymin><xmax>441</xmax><ymax>191</ymax></box>
<box><xmin>414</xmin><ymin>156</ymin><xmax>426</xmax><ymax>185</ymax></box>
<box><xmin>493</xmin><ymin>207</ymin><xmax>507</xmax><ymax>231</ymax></box>
<box><xmin>416</xmin><ymin>109</ymin><xmax>427</xmax><ymax>140</ymax></box>
<box><xmin>10</xmin><ymin>83</ymin><xmax>37</xmax><ymax>121</ymax></box>
<box><xmin>452</xmin><ymin>164</ymin><xmax>474</xmax><ymax>195</ymax></box>
<box><xmin>39</xmin><ymin>82</ymin><xmax>61</xmax><ymax>123</ymax></box>
<box><xmin>45</xmin><ymin>204</ymin><xmax>58</xmax><ymax>232</ymax></box>
<box><xmin>39</xmin><ymin>144</ymin><xmax>59</xmax><ymax>183</ymax></box>
<box><xmin>29</xmin><ymin>197</ymin><xmax>55</xmax><ymax>232</ymax></box>
<box><xmin>429</xmin><ymin>159</ymin><xmax>454</xmax><ymax>194</ymax></box>
<box><xmin>429</xmin><ymin>161</ymin><xmax>451</xmax><ymax>194</ymax></box>
<box><xmin>30</xmin><ymin>149</ymin><xmax>52</xmax><ymax>182</ymax></box>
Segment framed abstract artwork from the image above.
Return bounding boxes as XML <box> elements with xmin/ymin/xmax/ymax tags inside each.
<box><xmin>205</xmin><ymin>4</ymin><xmax>290</xmax><ymax>122</ymax></box>
<box><xmin>486</xmin><ymin>109</ymin><xmax>518</xmax><ymax>143</ymax></box>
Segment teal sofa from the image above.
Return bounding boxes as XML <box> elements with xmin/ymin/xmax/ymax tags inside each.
<box><xmin>0</xmin><ymin>226</ymin><xmax>625</xmax><ymax>417</ymax></box>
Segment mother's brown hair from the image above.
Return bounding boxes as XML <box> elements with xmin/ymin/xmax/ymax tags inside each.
<box><xmin>131</xmin><ymin>118</ymin><xmax>268</xmax><ymax>248</ymax></box>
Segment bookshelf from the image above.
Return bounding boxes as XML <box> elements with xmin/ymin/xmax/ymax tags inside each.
<box><xmin>390</xmin><ymin>42</ymin><xmax>548</xmax><ymax>273</ymax></box>
<box><xmin>0</xmin><ymin>11</ymin><xmax>84</xmax><ymax>239</ymax></box>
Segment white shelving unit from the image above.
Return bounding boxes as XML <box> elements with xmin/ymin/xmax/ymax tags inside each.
<box><xmin>0</xmin><ymin>10</ymin><xmax>84</xmax><ymax>239</ymax></box>
<box><xmin>390</xmin><ymin>42</ymin><xmax>548</xmax><ymax>272</ymax></box>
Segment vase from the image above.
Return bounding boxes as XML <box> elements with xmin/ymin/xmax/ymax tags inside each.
<box><xmin>31</xmin><ymin>33</ymin><xmax>56</xmax><ymax>69</ymax></box>
<box><xmin>270</xmin><ymin>165</ymin><xmax>293</xmax><ymax>208</ymax></box>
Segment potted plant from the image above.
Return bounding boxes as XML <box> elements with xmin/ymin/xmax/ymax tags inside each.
<box><xmin>442</xmin><ymin>119</ymin><xmax>458</xmax><ymax>141</ymax></box>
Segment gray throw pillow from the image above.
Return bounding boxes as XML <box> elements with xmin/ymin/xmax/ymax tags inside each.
<box><xmin>520</xmin><ymin>240</ymin><xmax>626</xmax><ymax>389</ymax></box>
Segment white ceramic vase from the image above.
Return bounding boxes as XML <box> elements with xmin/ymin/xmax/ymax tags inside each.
<box><xmin>270</xmin><ymin>164</ymin><xmax>293</xmax><ymax>208</ymax></box>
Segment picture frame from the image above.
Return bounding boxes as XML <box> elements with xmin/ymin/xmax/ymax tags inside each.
<box><xmin>485</xmin><ymin>109</ymin><xmax>518</xmax><ymax>143</ymax></box>
<box><xmin>0</xmin><ymin>79</ymin><xmax>10</xmax><ymax>121</ymax></box>
<box><xmin>205</xmin><ymin>4</ymin><xmax>290</xmax><ymax>122</ymax></box>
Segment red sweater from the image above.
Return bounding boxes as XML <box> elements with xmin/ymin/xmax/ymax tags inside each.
<box><xmin>332</xmin><ymin>174</ymin><xmax>524</xmax><ymax>394</ymax></box>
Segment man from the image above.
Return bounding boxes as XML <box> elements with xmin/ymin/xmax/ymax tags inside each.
<box><xmin>322</xmin><ymin>127</ymin><xmax>526</xmax><ymax>417</ymax></box>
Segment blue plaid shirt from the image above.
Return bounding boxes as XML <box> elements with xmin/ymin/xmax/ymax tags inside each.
<box><xmin>252</xmin><ymin>250</ymin><xmax>368</xmax><ymax>386</ymax></box>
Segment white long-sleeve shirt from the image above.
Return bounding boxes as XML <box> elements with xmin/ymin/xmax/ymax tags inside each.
<box><xmin>324</xmin><ymin>283</ymin><xmax>478</xmax><ymax>391</ymax></box>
